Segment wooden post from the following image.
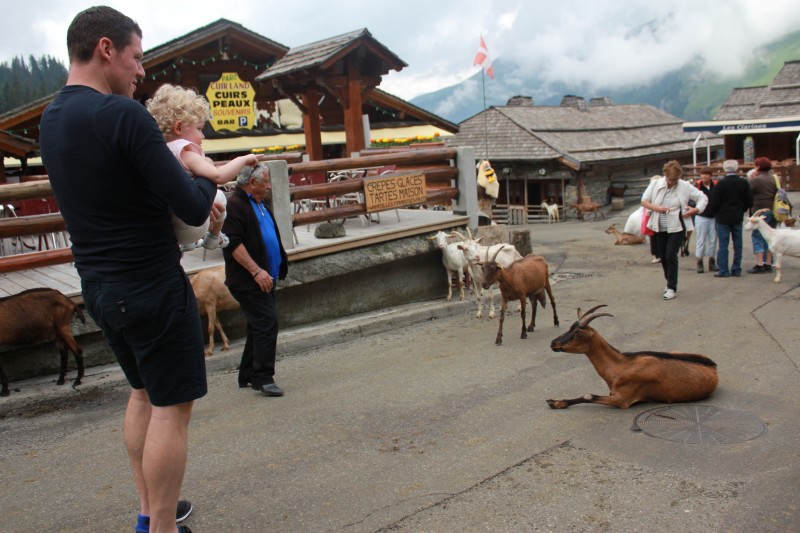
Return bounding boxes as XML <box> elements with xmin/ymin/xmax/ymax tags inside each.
<box><xmin>264</xmin><ymin>160</ymin><xmax>294</xmax><ymax>250</ymax></box>
<box><xmin>343</xmin><ymin>58</ymin><xmax>365</xmax><ymax>156</ymax></box>
<box><xmin>454</xmin><ymin>146</ymin><xmax>478</xmax><ymax>229</ymax></box>
<box><xmin>302</xmin><ymin>87</ymin><xmax>323</xmax><ymax>161</ymax></box>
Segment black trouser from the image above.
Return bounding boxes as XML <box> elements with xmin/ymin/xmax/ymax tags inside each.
<box><xmin>230</xmin><ymin>287</ymin><xmax>278</xmax><ymax>387</ymax></box>
<box><xmin>655</xmin><ymin>231</ymin><xmax>683</xmax><ymax>291</ymax></box>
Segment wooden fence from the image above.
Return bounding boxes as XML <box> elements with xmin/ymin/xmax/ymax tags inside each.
<box><xmin>0</xmin><ymin>146</ymin><xmax>475</xmax><ymax>274</ymax></box>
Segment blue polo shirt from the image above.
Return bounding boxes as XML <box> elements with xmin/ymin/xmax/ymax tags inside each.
<box><xmin>248</xmin><ymin>195</ymin><xmax>282</xmax><ymax>279</ymax></box>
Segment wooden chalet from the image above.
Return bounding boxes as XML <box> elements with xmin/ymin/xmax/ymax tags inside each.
<box><xmin>446</xmin><ymin>95</ymin><xmax>722</xmax><ymax>222</ymax></box>
<box><xmin>0</xmin><ymin>19</ymin><xmax>457</xmax><ymax>182</ymax></box>
<box><xmin>683</xmin><ymin>59</ymin><xmax>800</xmax><ymax>189</ymax></box>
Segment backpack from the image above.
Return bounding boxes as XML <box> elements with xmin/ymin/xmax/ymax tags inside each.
<box><xmin>772</xmin><ymin>175</ymin><xmax>792</xmax><ymax>223</ymax></box>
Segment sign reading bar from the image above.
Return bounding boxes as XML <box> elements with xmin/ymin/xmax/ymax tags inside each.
<box><xmin>363</xmin><ymin>173</ymin><xmax>427</xmax><ymax>212</ymax></box>
<box><xmin>205</xmin><ymin>72</ymin><xmax>256</xmax><ymax>132</ymax></box>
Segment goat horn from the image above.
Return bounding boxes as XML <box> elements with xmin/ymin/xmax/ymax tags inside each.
<box><xmin>579</xmin><ymin>312</ymin><xmax>614</xmax><ymax>328</ymax></box>
<box><xmin>578</xmin><ymin>304</ymin><xmax>607</xmax><ymax>320</ymax></box>
<box><xmin>752</xmin><ymin>208</ymin><xmax>770</xmax><ymax>217</ymax></box>
<box><xmin>490</xmin><ymin>245</ymin><xmax>503</xmax><ymax>263</ymax></box>
<box><xmin>449</xmin><ymin>231</ymin><xmax>465</xmax><ymax>240</ymax></box>
<box><xmin>466</xmin><ymin>227</ymin><xmax>473</xmax><ymax>240</ymax></box>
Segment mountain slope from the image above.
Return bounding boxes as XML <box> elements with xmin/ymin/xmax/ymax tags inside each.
<box><xmin>412</xmin><ymin>30</ymin><xmax>800</xmax><ymax>124</ymax></box>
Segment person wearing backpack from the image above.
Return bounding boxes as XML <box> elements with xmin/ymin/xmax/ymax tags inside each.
<box><xmin>747</xmin><ymin>157</ymin><xmax>778</xmax><ymax>274</ymax></box>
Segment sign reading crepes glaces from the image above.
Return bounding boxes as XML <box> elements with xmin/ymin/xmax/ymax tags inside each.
<box><xmin>363</xmin><ymin>173</ymin><xmax>427</xmax><ymax>212</ymax></box>
<box><xmin>205</xmin><ymin>72</ymin><xmax>256</xmax><ymax>132</ymax></box>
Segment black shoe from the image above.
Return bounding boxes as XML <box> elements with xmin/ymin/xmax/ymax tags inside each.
<box><xmin>259</xmin><ymin>383</ymin><xmax>284</xmax><ymax>397</ymax></box>
<box><xmin>747</xmin><ymin>265</ymin><xmax>765</xmax><ymax>274</ymax></box>
<box><xmin>238</xmin><ymin>382</ymin><xmax>251</xmax><ymax>388</ymax></box>
<box><xmin>176</xmin><ymin>500</ymin><xmax>193</xmax><ymax>522</ymax></box>
<box><xmin>732</xmin><ymin>271</ymin><xmax>741</xmax><ymax>277</ymax></box>
<box><xmin>178</xmin><ymin>526</ymin><xmax>193</xmax><ymax>533</ymax></box>
<box><xmin>713</xmin><ymin>272</ymin><xmax>730</xmax><ymax>278</ymax></box>
<box><xmin>763</xmin><ymin>264</ymin><xmax>773</xmax><ymax>272</ymax></box>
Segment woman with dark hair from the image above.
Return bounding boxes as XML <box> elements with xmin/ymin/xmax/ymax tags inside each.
<box><xmin>747</xmin><ymin>157</ymin><xmax>778</xmax><ymax>274</ymax></box>
<box><xmin>641</xmin><ymin>161</ymin><xmax>708</xmax><ymax>300</ymax></box>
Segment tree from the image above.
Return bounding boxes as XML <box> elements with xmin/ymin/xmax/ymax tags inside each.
<box><xmin>0</xmin><ymin>55</ymin><xmax>67</xmax><ymax>115</ymax></box>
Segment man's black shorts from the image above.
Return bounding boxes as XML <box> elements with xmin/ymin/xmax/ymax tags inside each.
<box><xmin>82</xmin><ymin>267</ymin><xmax>207</xmax><ymax>406</ymax></box>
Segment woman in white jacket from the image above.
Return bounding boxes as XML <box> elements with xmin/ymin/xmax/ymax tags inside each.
<box><xmin>641</xmin><ymin>161</ymin><xmax>708</xmax><ymax>300</ymax></box>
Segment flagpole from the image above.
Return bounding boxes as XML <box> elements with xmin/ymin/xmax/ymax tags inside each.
<box><xmin>481</xmin><ymin>68</ymin><xmax>488</xmax><ymax>160</ymax></box>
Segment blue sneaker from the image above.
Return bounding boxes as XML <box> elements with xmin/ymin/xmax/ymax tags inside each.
<box><xmin>135</xmin><ymin>500</ymin><xmax>192</xmax><ymax>532</ymax></box>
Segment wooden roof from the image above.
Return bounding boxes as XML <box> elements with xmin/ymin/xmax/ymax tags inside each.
<box><xmin>0</xmin><ymin>130</ymin><xmax>38</xmax><ymax>159</ymax></box>
<box><xmin>143</xmin><ymin>18</ymin><xmax>289</xmax><ymax>67</ymax></box>
<box><xmin>255</xmin><ymin>28</ymin><xmax>406</xmax><ymax>87</ymax></box>
<box><xmin>715</xmin><ymin>60</ymin><xmax>800</xmax><ymax>120</ymax></box>
<box><xmin>447</xmin><ymin>97</ymin><xmax>721</xmax><ymax>166</ymax></box>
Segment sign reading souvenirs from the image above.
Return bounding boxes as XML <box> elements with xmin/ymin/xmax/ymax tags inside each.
<box><xmin>205</xmin><ymin>72</ymin><xmax>256</xmax><ymax>131</ymax></box>
<box><xmin>363</xmin><ymin>173</ymin><xmax>427</xmax><ymax>212</ymax></box>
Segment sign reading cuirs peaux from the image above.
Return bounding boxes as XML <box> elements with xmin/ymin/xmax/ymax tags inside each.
<box><xmin>205</xmin><ymin>72</ymin><xmax>256</xmax><ymax>131</ymax></box>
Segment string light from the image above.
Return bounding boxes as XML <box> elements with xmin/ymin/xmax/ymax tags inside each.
<box><xmin>1</xmin><ymin>125</ymin><xmax>39</xmax><ymax>136</ymax></box>
<box><xmin>146</xmin><ymin>49</ymin><xmax>274</xmax><ymax>81</ymax></box>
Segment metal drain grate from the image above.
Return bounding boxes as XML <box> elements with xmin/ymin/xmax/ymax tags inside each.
<box><xmin>632</xmin><ymin>405</ymin><xmax>767</xmax><ymax>444</ymax></box>
<box><xmin>551</xmin><ymin>271</ymin><xmax>595</xmax><ymax>283</ymax></box>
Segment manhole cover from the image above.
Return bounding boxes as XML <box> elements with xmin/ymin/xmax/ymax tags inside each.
<box><xmin>632</xmin><ymin>405</ymin><xmax>766</xmax><ymax>444</ymax></box>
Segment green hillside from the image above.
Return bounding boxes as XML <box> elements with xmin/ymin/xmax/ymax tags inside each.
<box><xmin>412</xmin><ymin>30</ymin><xmax>800</xmax><ymax>124</ymax></box>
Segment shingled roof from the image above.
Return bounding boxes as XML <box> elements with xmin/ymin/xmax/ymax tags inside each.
<box><xmin>255</xmin><ymin>28</ymin><xmax>406</xmax><ymax>82</ymax></box>
<box><xmin>714</xmin><ymin>60</ymin><xmax>800</xmax><ymax>120</ymax></box>
<box><xmin>447</xmin><ymin>97</ymin><xmax>717</xmax><ymax>166</ymax></box>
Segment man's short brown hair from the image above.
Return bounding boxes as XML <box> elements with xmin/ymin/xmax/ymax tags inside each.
<box><xmin>67</xmin><ymin>6</ymin><xmax>142</xmax><ymax>63</ymax></box>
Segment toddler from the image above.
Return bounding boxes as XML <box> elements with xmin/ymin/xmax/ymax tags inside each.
<box><xmin>147</xmin><ymin>84</ymin><xmax>258</xmax><ymax>250</ymax></box>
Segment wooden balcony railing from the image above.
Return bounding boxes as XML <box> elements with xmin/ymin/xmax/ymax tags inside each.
<box><xmin>0</xmin><ymin>145</ymin><xmax>477</xmax><ymax>274</ymax></box>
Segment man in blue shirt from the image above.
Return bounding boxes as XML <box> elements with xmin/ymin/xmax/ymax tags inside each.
<box><xmin>222</xmin><ymin>164</ymin><xmax>288</xmax><ymax>396</ymax></box>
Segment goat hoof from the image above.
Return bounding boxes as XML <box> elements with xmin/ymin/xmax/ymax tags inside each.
<box><xmin>495</xmin><ymin>338</ymin><xmax>503</xmax><ymax>345</ymax></box>
<box><xmin>1</xmin><ymin>390</ymin><xmax>9</xmax><ymax>397</ymax></box>
<box><xmin>546</xmin><ymin>399</ymin><xmax>567</xmax><ymax>409</ymax></box>
<box><xmin>56</xmin><ymin>378</ymin><xmax>66</xmax><ymax>385</ymax></box>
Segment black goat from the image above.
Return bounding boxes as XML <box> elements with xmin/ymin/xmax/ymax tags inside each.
<box><xmin>0</xmin><ymin>288</ymin><xmax>85</xmax><ymax>396</ymax></box>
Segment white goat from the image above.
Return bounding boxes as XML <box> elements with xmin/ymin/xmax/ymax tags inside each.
<box><xmin>455</xmin><ymin>231</ymin><xmax>523</xmax><ymax>319</ymax></box>
<box><xmin>540</xmin><ymin>201</ymin><xmax>559</xmax><ymax>223</ymax></box>
<box><xmin>428</xmin><ymin>231</ymin><xmax>472</xmax><ymax>301</ymax></box>
<box><xmin>743</xmin><ymin>208</ymin><xmax>800</xmax><ymax>283</ymax></box>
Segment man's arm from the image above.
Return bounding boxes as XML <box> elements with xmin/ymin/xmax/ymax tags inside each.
<box><xmin>231</xmin><ymin>243</ymin><xmax>273</xmax><ymax>292</ymax></box>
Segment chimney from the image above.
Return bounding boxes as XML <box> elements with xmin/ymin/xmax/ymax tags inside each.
<box><xmin>589</xmin><ymin>96</ymin><xmax>613</xmax><ymax>107</ymax></box>
<box><xmin>506</xmin><ymin>95</ymin><xmax>534</xmax><ymax>107</ymax></box>
<box><xmin>560</xmin><ymin>95</ymin><xmax>587</xmax><ymax>111</ymax></box>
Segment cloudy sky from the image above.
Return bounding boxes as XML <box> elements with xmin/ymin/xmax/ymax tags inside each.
<box><xmin>1</xmin><ymin>0</ymin><xmax>798</xmax><ymax>101</ymax></box>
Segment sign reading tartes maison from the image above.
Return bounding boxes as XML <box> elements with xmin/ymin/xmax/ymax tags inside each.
<box><xmin>363</xmin><ymin>173</ymin><xmax>427</xmax><ymax>212</ymax></box>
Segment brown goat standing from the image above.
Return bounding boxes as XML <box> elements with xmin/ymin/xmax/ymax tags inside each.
<box><xmin>190</xmin><ymin>266</ymin><xmax>240</xmax><ymax>356</ymax></box>
<box><xmin>481</xmin><ymin>250</ymin><xmax>559</xmax><ymax>345</ymax></box>
<box><xmin>570</xmin><ymin>202</ymin><xmax>605</xmax><ymax>221</ymax></box>
<box><xmin>548</xmin><ymin>305</ymin><xmax>718</xmax><ymax>409</ymax></box>
<box><xmin>0</xmin><ymin>288</ymin><xmax>85</xmax><ymax>396</ymax></box>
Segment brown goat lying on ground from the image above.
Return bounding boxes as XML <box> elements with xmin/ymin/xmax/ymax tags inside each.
<box><xmin>480</xmin><ymin>249</ymin><xmax>559</xmax><ymax>345</ymax></box>
<box><xmin>190</xmin><ymin>265</ymin><xmax>240</xmax><ymax>356</ymax></box>
<box><xmin>604</xmin><ymin>224</ymin><xmax>645</xmax><ymax>245</ymax></box>
<box><xmin>570</xmin><ymin>202</ymin><xmax>605</xmax><ymax>221</ymax></box>
<box><xmin>548</xmin><ymin>305</ymin><xmax>718</xmax><ymax>409</ymax></box>
<box><xmin>0</xmin><ymin>288</ymin><xmax>85</xmax><ymax>396</ymax></box>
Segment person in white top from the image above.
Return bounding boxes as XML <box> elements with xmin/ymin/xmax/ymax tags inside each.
<box><xmin>147</xmin><ymin>83</ymin><xmax>258</xmax><ymax>250</ymax></box>
<box><xmin>641</xmin><ymin>160</ymin><xmax>707</xmax><ymax>300</ymax></box>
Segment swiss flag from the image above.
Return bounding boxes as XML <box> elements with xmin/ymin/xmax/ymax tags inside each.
<box><xmin>473</xmin><ymin>34</ymin><xmax>494</xmax><ymax>79</ymax></box>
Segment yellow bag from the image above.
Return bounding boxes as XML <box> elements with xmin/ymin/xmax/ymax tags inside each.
<box><xmin>476</xmin><ymin>160</ymin><xmax>499</xmax><ymax>198</ymax></box>
<box><xmin>773</xmin><ymin>175</ymin><xmax>792</xmax><ymax>223</ymax></box>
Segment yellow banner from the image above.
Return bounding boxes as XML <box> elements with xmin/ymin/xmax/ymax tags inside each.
<box><xmin>363</xmin><ymin>173</ymin><xmax>427</xmax><ymax>212</ymax></box>
<box><xmin>205</xmin><ymin>72</ymin><xmax>256</xmax><ymax>131</ymax></box>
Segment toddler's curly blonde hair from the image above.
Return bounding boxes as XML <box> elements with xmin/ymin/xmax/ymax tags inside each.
<box><xmin>146</xmin><ymin>84</ymin><xmax>211</xmax><ymax>141</ymax></box>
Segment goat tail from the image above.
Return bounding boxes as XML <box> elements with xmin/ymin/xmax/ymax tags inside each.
<box><xmin>74</xmin><ymin>305</ymin><xmax>86</xmax><ymax>324</ymax></box>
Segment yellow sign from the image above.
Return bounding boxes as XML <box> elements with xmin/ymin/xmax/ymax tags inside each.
<box><xmin>205</xmin><ymin>72</ymin><xmax>256</xmax><ymax>131</ymax></box>
<box><xmin>363</xmin><ymin>173</ymin><xmax>427</xmax><ymax>212</ymax></box>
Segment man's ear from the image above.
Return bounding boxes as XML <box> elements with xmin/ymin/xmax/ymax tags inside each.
<box><xmin>98</xmin><ymin>37</ymin><xmax>114</xmax><ymax>61</ymax></box>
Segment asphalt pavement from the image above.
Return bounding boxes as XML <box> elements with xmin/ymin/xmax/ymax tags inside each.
<box><xmin>1</xmin><ymin>199</ymin><xmax>799</xmax><ymax>532</ymax></box>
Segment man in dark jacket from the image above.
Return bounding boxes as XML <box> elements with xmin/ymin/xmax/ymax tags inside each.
<box><xmin>222</xmin><ymin>164</ymin><xmax>289</xmax><ymax>396</ymax></box>
<box><xmin>706</xmin><ymin>160</ymin><xmax>754</xmax><ymax>277</ymax></box>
